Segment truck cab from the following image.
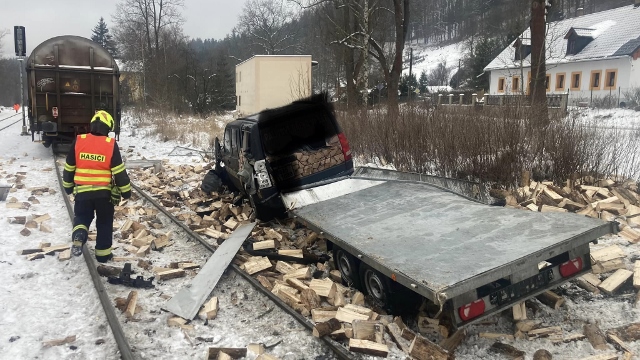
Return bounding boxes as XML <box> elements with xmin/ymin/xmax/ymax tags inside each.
<box><xmin>204</xmin><ymin>93</ymin><xmax>354</xmax><ymax>220</ymax></box>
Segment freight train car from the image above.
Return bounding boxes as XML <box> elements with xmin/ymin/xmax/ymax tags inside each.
<box><xmin>26</xmin><ymin>35</ymin><xmax>120</xmax><ymax>150</ymax></box>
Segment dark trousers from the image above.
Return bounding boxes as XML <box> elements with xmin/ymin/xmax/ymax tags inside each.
<box><xmin>73</xmin><ymin>196</ymin><xmax>114</xmax><ymax>261</ymax></box>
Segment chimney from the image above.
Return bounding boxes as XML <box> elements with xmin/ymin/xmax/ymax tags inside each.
<box><xmin>576</xmin><ymin>7</ymin><xmax>584</xmax><ymax>16</ymax></box>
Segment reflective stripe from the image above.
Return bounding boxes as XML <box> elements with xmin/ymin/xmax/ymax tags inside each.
<box><xmin>106</xmin><ymin>137</ymin><xmax>112</xmax><ymax>143</ymax></box>
<box><xmin>75</xmin><ymin>185</ymin><xmax>112</xmax><ymax>193</ymax></box>
<box><xmin>63</xmin><ymin>181</ymin><xmax>75</xmax><ymax>188</ymax></box>
<box><xmin>76</xmin><ymin>168</ymin><xmax>111</xmax><ymax>175</ymax></box>
<box><xmin>80</xmin><ymin>134</ymin><xmax>87</xmax><ymax>139</ymax></box>
<box><xmin>73</xmin><ymin>241</ymin><xmax>84</xmax><ymax>247</ymax></box>
<box><xmin>111</xmin><ymin>163</ymin><xmax>125</xmax><ymax>174</ymax></box>
<box><xmin>74</xmin><ymin>176</ymin><xmax>112</xmax><ymax>183</ymax></box>
<box><xmin>119</xmin><ymin>183</ymin><xmax>131</xmax><ymax>193</ymax></box>
<box><xmin>73</xmin><ymin>224</ymin><xmax>88</xmax><ymax>232</ymax></box>
<box><xmin>64</xmin><ymin>163</ymin><xmax>76</xmax><ymax>171</ymax></box>
<box><xmin>95</xmin><ymin>248</ymin><xmax>112</xmax><ymax>256</ymax></box>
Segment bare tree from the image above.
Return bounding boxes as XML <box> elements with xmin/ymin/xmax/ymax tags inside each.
<box><xmin>0</xmin><ymin>28</ymin><xmax>9</xmax><ymax>57</ymax></box>
<box><xmin>530</xmin><ymin>0</ymin><xmax>549</xmax><ymax>126</ymax></box>
<box><xmin>238</xmin><ymin>0</ymin><xmax>300</xmax><ymax>55</ymax></box>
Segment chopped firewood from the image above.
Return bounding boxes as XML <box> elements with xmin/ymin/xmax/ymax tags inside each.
<box><xmin>20</xmin><ymin>248</ymin><xmax>42</xmax><ymax>255</ymax></box>
<box><xmin>313</xmin><ymin>318</ymin><xmax>342</xmax><ymax>337</ymax></box>
<box><xmin>620</xmin><ymin>227</ymin><xmax>640</xmax><ymax>243</ymax></box>
<box><xmin>275</xmin><ymin>261</ymin><xmax>296</xmax><ymax>274</ymax></box>
<box><xmin>489</xmin><ymin>342</ymin><xmax>525</xmax><ymax>359</ymax></box>
<box><xmin>387</xmin><ymin>322</ymin><xmax>412</xmax><ymax>353</ymax></box>
<box><xmin>348</xmin><ymin>339</ymin><xmax>389</xmax><ymax>357</ymax></box>
<box><xmin>282</xmin><ymin>267</ymin><xmax>311</xmax><ymax>281</ymax></box>
<box><xmin>584</xmin><ymin>323</ymin><xmax>610</xmax><ymax>350</ymax></box>
<box><xmin>598</xmin><ymin>269</ymin><xmax>633</xmax><ymax>294</ymax></box>
<box><xmin>528</xmin><ymin>326</ymin><xmax>562</xmax><ymax>339</ymax></box>
<box><xmin>8</xmin><ymin>216</ymin><xmax>26</xmax><ymax>224</ymax></box>
<box><xmin>207</xmin><ymin>348</ymin><xmax>247</xmax><ymax>359</ymax></box>
<box><xmin>351</xmin><ymin>291</ymin><xmax>365</xmax><ymax>306</ymax></box>
<box><xmin>20</xmin><ymin>228</ymin><xmax>31</xmax><ymax>236</ymax></box>
<box><xmin>39</xmin><ymin>223</ymin><xmax>52</xmax><ymax>233</ymax></box>
<box><xmin>247</xmin><ymin>343</ymin><xmax>265</xmax><ymax>355</ymax></box>
<box><xmin>136</xmin><ymin>245</ymin><xmax>151</xmax><ymax>257</ymax></box>
<box><xmin>532</xmin><ymin>349</ymin><xmax>552</xmax><ymax>360</ymax></box>
<box><xmin>222</xmin><ymin>218</ymin><xmax>239</xmax><ymax>231</ymax></box>
<box><xmin>278</xmin><ymin>249</ymin><xmax>303</xmax><ymax>258</ymax></box>
<box><xmin>253</xmin><ymin>240</ymin><xmax>275</xmax><ymax>250</ymax></box>
<box><xmin>350</xmin><ymin>320</ymin><xmax>379</xmax><ymax>341</ymax></box>
<box><xmin>536</xmin><ymin>290</ymin><xmax>564</xmax><ymax>309</ymax></box>
<box><xmin>168</xmin><ymin>316</ymin><xmax>188</xmax><ymax>327</ymax></box>
<box><xmin>331</xmin><ymin>290</ymin><xmax>347</xmax><ymax>307</ymax></box>
<box><xmin>6</xmin><ymin>202</ymin><xmax>30</xmax><ymax>209</ymax></box>
<box><xmin>515</xmin><ymin>320</ymin><xmax>542</xmax><ymax>333</ymax></box>
<box><xmin>178</xmin><ymin>262</ymin><xmax>200</xmax><ymax>270</ymax></box>
<box><xmin>120</xmin><ymin>219</ymin><xmax>133</xmax><ymax>232</ymax></box>
<box><xmin>580</xmin><ymin>354</ymin><xmax>618</xmax><ymax>360</ymax></box>
<box><xmin>124</xmin><ymin>291</ymin><xmax>138</xmax><ymax>318</ymax></box>
<box><xmin>439</xmin><ymin>328</ymin><xmax>466</xmax><ymax>353</ymax></box>
<box><xmin>591</xmin><ymin>245</ymin><xmax>626</xmax><ymax>264</ymax></box>
<box><xmin>409</xmin><ymin>334</ymin><xmax>450</xmax><ymax>360</ymax></box>
<box><xmin>33</xmin><ymin>213</ymin><xmax>51</xmax><ymax>223</ymax></box>
<box><xmin>512</xmin><ymin>302</ymin><xmax>527</xmax><ymax>321</ymax></box>
<box><xmin>243</xmin><ymin>257</ymin><xmax>272</xmax><ymax>275</ymax></box>
<box><xmin>311</xmin><ymin>309</ymin><xmax>336</xmax><ymax>323</ymax></box>
<box><xmin>156</xmin><ymin>269</ymin><xmax>186</xmax><ymax>280</ymax></box>
<box><xmin>26</xmin><ymin>252</ymin><xmax>44</xmax><ymax>261</ymax></box>
<box><xmin>336</xmin><ymin>307</ymin><xmax>370</xmax><ymax>323</ymax></box>
<box><xmin>97</xmin><ymin>265</ymin><xmax>123</xmax><ymax>277</ymax></box>
<box><xmin>309</xmin><ymin>278</ymin><xmax>337</xmax><ymax>298</ymax></box>
<box><xmin>255</xmin><ymin>354</ymin><xmax>278</xmax><ymax>360</ymax></box>
<box><xmin>551</xmin><ymin>333</ymin><xmax>587</xmax><ymax>344</ymax></box>
<box><xmin>479</xmin><ymin>333</ymin><xmax>515</xmax><ymax>341</ymax></box>
<box><xmin>417</xmin><ymin>315</ymin><xmax>447</xmax><ymax>340</ymax></box>
<box><xmin>593</xmin><ymin>258</ymin><xmax>626</xmax><ymax>274</ymax></box>
<box><xmin>58</xmin><ymin>249</ymin><xmax>71</xmax><ymax>261</ymax></box>
<box><xmin>264</xmin><ymin>228</ymin><xmax>283</xmax><ymax>241</ymax></box>
<box><xmin>25</xmin><ymin>220</ymin><xmax>38</xmax><ymax>229</ymax></box>
<box><xmin>540</xmin><ymin>205</ymin><xmax>568</xmax><ymax>213</ymax></box>
<box><xmin>151</xmin><ymin>235</ymin><xmax>171</xmax><ymax>250</ymax></box>
<box><xmin>132</xmin><ymin>236</ymin><xmax>152</xmax><ymax>248</ymax></box>
<box><xmin>328</xmin><ymin>269</ymin><xmax>342</xmax><ymax>283</ymax></box>
<box><xmin>608</xmin><ymin>323</ymin><xmax>640</xmax><ymax>342</ymax></box>
<box><xmin>256</xmin><ymin>275</ymin><xmax>273</xmax><ymax>290</ymax></box>
<box><xmin>199</xmin><ymin>297</ymin><xmax>219</xmax><ymax>320</ymax></box>
<box><xmin>286</xmin><ymin>278</ymin><xmax>310</xmax><ymax>292</ymax></box>
<box><xmin>218</xmin><ymin>351</ymin><xmax>232</xmax><ymax>360</ymax></box>
<box><xmin>576</xmin><ymin>275</ymin><xmax>601</xmax><ymax>294</ymax></box>
<box><xmin>41</xmin><ymin>244</ymin><xmax>70</xmax><ymax>255</ymax></box>
<box><xmin>606</xmin><ymin>332</ymin><xmax>633</xmax><ymax>353</ymax></box>
<box><xmin>42</xmin><ymin>335</ymin><xmax>76</xmax><ymax>347</ymax></box>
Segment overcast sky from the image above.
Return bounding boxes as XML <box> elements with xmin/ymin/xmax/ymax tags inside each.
<box><xmin>1</xmin><ymin>0</ymin><xmax>248</xmax><ymax>57</ymax></box>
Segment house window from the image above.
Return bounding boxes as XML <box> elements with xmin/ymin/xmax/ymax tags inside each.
<box><xmin>545</xmin><ymin>74</ymin><xmax>551</xmax><ymax>92</ymax></box>
<box><xmin>555</xmin><ymin>73</ymin><xmax>566</xmax><ymax>90</ymax></box>
<box><xmin>604</xmin><ymin>69</ymin><xmax>617</xmax><ymax>90</ymax></box>
<box><xmin>590</xmin><ymin>70</ymin><xmax>602</xmax><ymax>90</ymax></box>
<box><xmin>498</xmin><ymin>77</ymin><xmax>505</xmax><ymax>93</ymax></box>
<box><xmin>570</xmin><ymin>72</ymin><xmax>582</xmax><ymax>90</ymax></box>
<box><xmin>512</xmin><ymin>76</ymin><xmax>520</xmax><ymax>92</ymax></box>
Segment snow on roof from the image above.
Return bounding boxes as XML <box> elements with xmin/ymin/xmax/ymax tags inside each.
<box><xmin>485</xmin><ymin>5</ymin><xmax>640</xmax><ymax>71</ymax></box>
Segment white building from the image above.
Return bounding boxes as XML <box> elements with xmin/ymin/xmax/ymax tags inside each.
<box><xmin>235</xmin><ymin>55</ymin><xmax>312</xmax><ymax>116</ymax></box>
<box><xmin>484</xmin><ymin>3</ymin><xmax>640</xmax><ymax>106</ymax></box>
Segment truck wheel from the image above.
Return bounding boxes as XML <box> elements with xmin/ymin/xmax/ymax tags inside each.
<box><xmin>333</xmin><ymin>247</ymin><xmax>362</xmax><ymax>290</ymax></box>
<box><xmin>201</xmin><ymin>170</ymin><xmax>223</xmax><ymax>193</ymax></box>
<box><xmin>359</xmin><ymin>263</ymin><xmax>392</xmax><ymax>309</ymax></box>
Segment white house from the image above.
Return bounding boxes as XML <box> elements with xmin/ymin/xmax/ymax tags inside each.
<box><xmin>485</xmin><ymin>3</ymin><xmax>640</xmax><ymax>106</ymax></box>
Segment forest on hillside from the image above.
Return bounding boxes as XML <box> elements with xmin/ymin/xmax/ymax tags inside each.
<box><xmin>0</xmin><ymin>0</ymin><xmax>635</xmax><ymax>111</ymax></box>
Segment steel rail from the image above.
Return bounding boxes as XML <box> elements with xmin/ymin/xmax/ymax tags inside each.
<box><xmin>53</xmin><ymin>153</ymin><xmax>136</xmax><ymax>360</ymax></box>
<box><xmin>0</xmin><ymin>119</ymin><xmax>23</xmax><ymax>132</ymax></box>
<box><xmin>130</xmin><ymin>182</ymin><xmax>354</xmax><ymax>360</ymax></box>
<box><xmin>0</xmin><ymin>112</ymin><xmax>22</xmax><ymax>122</ymax></box>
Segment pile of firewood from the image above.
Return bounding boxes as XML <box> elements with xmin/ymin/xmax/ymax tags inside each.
<box><xmin>267</xmin><ymin>143</ymin><xmax>344</xmax><ymax>182</ymax></box>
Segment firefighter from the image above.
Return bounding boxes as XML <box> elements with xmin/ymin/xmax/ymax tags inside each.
<box><xmin>13</xmin><ymin>103</ymin><xmax>19</xmax><ymax>113</ymax></box>
<box><xmin>62</xmin><ymin>110</ymin><xmax>131</xmax><ymax>263</ymax></box>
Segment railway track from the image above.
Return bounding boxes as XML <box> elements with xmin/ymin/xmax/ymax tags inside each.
<box><xmin>52</xmin><ymin>153</ymin><xmax>354</xmax><ymax>360</ymax></box>
<box><xmin>0</xmin><ymin>113</ymin><xmax>23</xmax><ymax>132</ymax></box>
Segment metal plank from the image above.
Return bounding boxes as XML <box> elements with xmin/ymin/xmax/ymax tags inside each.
<box><xmin>162</xmin><ymin>223</ymin><xmax>256</xmax><ymax>320</ymax></box>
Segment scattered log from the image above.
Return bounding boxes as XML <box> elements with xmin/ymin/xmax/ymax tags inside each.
<box><xmin>124</xmin><ymin>291</ymin><xmax>138</xmax><ymax>318</ymax></box>
<box><xmin>42</xmin><ymin>335</ymin><xmax>76</xmax><ymax>347</ymax></box>
<box><xmin>336</xmin><ymin>307</ymin><xmax>370</xmax><ymax>323</ymax></box>
<box><xmin>606</xmin><ymin>332</ymin><xmax>633</xmax><ymax>353</ymax></box>
<box><xmin>156</xmin><ymin>269</ymin><xmax>186</xmax><ymax>280</ymax></box>
<box><xmin>278</xmin><ymin>249</ymin><xmax>303</xmax><ymax>258</ymax></box>
<box><xmin>199</xmin><ymin>297</ymin><xmax>219</xmax><ymax>320</ymax></box>
<box><xmin>313</xmin><ymin>318</ymin><xmax>341</xmax><ymax>337</ymax></box>
<box><xmin>275</xmin><ymin>261</ymin><xmax>296</xmax><ymax>274</ymax></box>
<box><xmin>409</xmin><ymin>334</ymin><xmax>450</xmax><ymax>360</ymax></box>
<box><xmin>532</xmin><ymin>349</ymin><xmax>552</xmax><ymax>360</ymax></box>
<box><xmin>536</xmin><ymin>291</ymin><xmax>564</xmax><ymax>309</ymax></box>
<box><xmin>253</xmin><ymin>240</ymin><xmax>275</xmax><ymax>250</ymax></box>
<box><xmin>439</xmin><ymin>328</ymin><xmax>467</xmax><ymax>353</ymax></box>
<box><xmin>97</xmin><ymin>265</ymin><xmax>123</xmax><ymax>277</ymax></box>
<box><xmin>8</xmin><ymin>216</ymin><xmax>26</xmax><ymax>224</ymax></box>
<box><xmin>592</xmin><ymin>258</ymin><xmax>626</xmax><ymax>274</ymax></box>
<box><xmin>247</xmin><ymin>343</ymin><xmax>265</xmax><ymax>355</ymax></box>
<box><xmin>311</xmin><ymin>309</ymin><xmax>337</xmax><ymax>323</ymax></box>
<box><xmin>528</xmin><ymin>326</ymin><xmax>562</xmax><ymax>339</ymax></box>
<box><xmin>584</xmin><ymin>323</ymin><xmax>610</xmax><ymax>350</ymax></box>
<box><xmin>58</xmin><ymin>249</ymin><xmax>71</xmax><ymax>261</ymax></box>
<box><xmin>26</xmin><ymin>252</ymin><xmax>44</xmax><ymax>261</ymax></box>
<box><xmin>300</xmin><ymin>288</ymin><xmax>321</xmax><ymax>311</ymax></box>
<box><xmin>167</xmin><ymin>317</ymin><xmax>188</xmax><ymax>327</ymax></box>
<box><xmin>207</xmin><ymin>347</ymin><xmax>247</xmax><ymax>359</ymax></box>
<box><xmin>20</xmin><ymin>228</ymin><xmax>31</xmax><ymax>236</ymax></box>
<box><xmin>309</xmin><ymin>278</ymin><xmax>337</xmax><ymax>298</ymax></box>
<box><xmin>256</xmin><ymin>275</ymin><xmax>273</xmax><ymax>290</ymax></box>
<box><xmin>243</xmin><ymin>257</ymin><xmax>273</xmax><ymax>275</ymax></box>
<box><xmin>348</xmin><ymin>339</ymin><xmax>389</xmax><ymax>357</ymax></box>
<box><xmin>598</xmin><ymin>269</ymin><xmax>633</xmax><ymax>294</ymax></box>
<box><xmin>489</xmin><ymin>342</ymin><xmax>525</xmax><ymax>359</ymax></box>
<box><xmin>608</xmin><ymin>323</ymin><xmax>640</xmax><ymax>342</ymax></box>
<box><xmin>387</xmin><ymin>322</ymin><xmax>412</xmax><ymax>353</ymax></box>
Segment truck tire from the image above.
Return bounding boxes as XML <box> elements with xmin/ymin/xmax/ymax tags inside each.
<box><xmin>333</xmin><ymin>247</ymin><xmax>362</xmax><ymax>290</ymax></box>
<box><xmin>359</xmin><ymin>263</ymin><xmax>392</xmax><ymax>309</ymax></box>
<box><xmin>201</xmin><ymin>170</ymin><xmax>223</xmax><ymax>193</ymax></box>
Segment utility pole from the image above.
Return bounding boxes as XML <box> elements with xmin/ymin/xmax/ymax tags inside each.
<box><xmin>408</xmin><ymin>47</ymin><xmax>413</xmax><ymax>101</ymax></box>
<box><xmin>14</xmin><ymin>26</ymin><xmax>28</xmax><ymax>135</ymax></box>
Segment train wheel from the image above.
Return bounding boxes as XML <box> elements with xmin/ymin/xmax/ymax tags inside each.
<box><xmin>333</xmin><ymin>246</ymin><xmax>362</xmax><ymax>290</ymax></box>
<box><xmin>359</xmin><ymin>263</ymin><xmax>392</xmax><ymax>309</ymax></box>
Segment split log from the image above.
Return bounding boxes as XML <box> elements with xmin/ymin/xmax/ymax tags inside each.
<box><xmin>42</xmin><ymin>335</ymin><xmax>76</xmax><ymax>347</ymax></box>
<box><xmin>309</xmin><ymin>278</ymin><xmax>336</xmax><ymax>298</ymax></box>
<box><xmin>313</xmin><ymin>318</ymin><xmax>341</xmax><ymax>337</ymax></box>
<box><xmin>606</xmin><ymin>333</ymin><xmax>633</xmax><ymax>353</ymax></box>
<box><xmin>311</xmin><ymin>309</ymin><xmax>336</xmax><ymax>323</ymax></box>
<box><xmin>20</xmin><ymin>228</ymin><xmax>31</xmax><ymax>236</ymax></box>
<box><xmin>256</xmin><ymin>275</ymin><xmax>273</xmax><ymax>290</ymax></box>
<box><xmin>278</xmin><ymin>249</ymin><xmax>303</xmax><ymax>258</ymax></box>
<box><xmin>97</xmin><ymin>265</ymin><xmax>123</xmax><ymax>277</ymax></box>
<box><xmin>551</xmin><ymin>333</ymin><xmax>586</xmax><ymax>344</ymax></box>
<box><xmin>608</xmin><ymin>323</ymin><xmax>640</xmax><ymax>342</ymax></box>
<box><xmin>156</xmin><ymin>269</ymin><xmax>186</xmax><ymax>280</ymax></box>
<box><xmin>247</xmin><ymin>343</ymin><xmax>265</xmax><ymax>355</ymax></box>
<box><xmin>243</xmin><ymin>257</ymin><xmax>272</xmax><ymax>275</ymax></box>
<box><xmin>387</xmin><ymin>322</ymin><xmax>412</xmax><ymax>353</ymax></box>
<box><xmin>199</xmin><ymin>297</ymin><xmax>219</xmax><ymax>320</ymax></box>
<box><xmin>253</xmin><ymin>240</ymin><xmax>275</xmax><ymax>250</ymax></box>
<box><xmin>300</xmin><ymin>288</ymin><xmax>321</xmax><ymax>311</ymax></box>
<box><xmin>584</xmin><ymin>322</ymin><xmax>610</xmax><ymax>350</ymax></box>
<box><xmin>598</xmin><ymin>269</ymin><xmax>633</xmax><ymax>294</ymax></box>
<box><xmin>512</xmin><ymin>302</ymin><xmax>527</xmax><ymax>321</ymax></box>
<box><xmin>58</xmin><ymin>249</ymin><xmax>71</xmax><ymax>261</ymax></box>
<box><xmin>26</xmin><ymin>252</ymin><xmax>44</xmax><ymax>261</ymax></box>
<box><xmin>409</xmin><ymin>334</ymin><xmax>450</xmax><ymax>360</ymax></box>
<box><xmin>124</xmin><ymin>291</ymin><xmax>138</xmax><ymax>318</ymax></box>
<box><xmin>207</xmin><ymin>348</ymin><xmax>247</xmax><ymax>359</ymax></box>
<box><xmin>528</xmin><ymin>326</ymin><xmax>562</xmax><ymax>339</ymax></box>
<box><xmin>336</xmin><ymin>307</ymin><xmax>370</xmax><ymax>323</ymax></box>
<box><xmin>532</xmin><ymin>349</ymin><xmax>552</xmax><ymax>360</ymax></box>
<box><xmin>479</xmin><ymin>333</ymin><xmax>515</xmax><ymax>341</ymax></box>
<box><xmin>592</xmin><ymin>258</ymin><xmax>626</xmax><ymax>274</ymax></box>
<box><xmin>489</xmin><ymin>342</ymin><xmax>525</xmax><ymax>359</ymax></box>
<box><xmin>348</xmin><ymin>339</ymin><xmax>389</xmax><ymax>357</ymax></box>
<box><xmin>439</xmin><ymin>329</ymin><xmax>466</xmax><ymax>353</ymax></box>
<box><xmin>351</xmin><ymin>320</ymin><xmax>379</xmax><ymax>341</ymax></box>
<box><xmin>167</xmin><ymin>317</ymin><xmax>188</xmax><ymax>327</ymax></box>
<box><xmin>8</xmin><ymin>216</ymin><xmax>26</xmax><ymax>224</ymax></box>
<box><xmin>536</xmin><ymin>291</ymin><xmax>564</xmax><ymax>309</ymax></box>
<box><xmin>275</xmin><ymin>261</ymin><xmax>296</xmax><ymax>274</ymax></box>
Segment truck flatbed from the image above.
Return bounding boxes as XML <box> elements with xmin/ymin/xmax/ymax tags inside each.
<box><xmin>283</xmin><ymin>170</ymin><xmax>616</xmax><ymax>305</ymax></box>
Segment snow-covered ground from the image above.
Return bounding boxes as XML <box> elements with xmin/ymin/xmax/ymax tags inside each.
<box><xmin>402</xmin><ymin>41</ymin><xmax>466</xmax><ymax>82</ymax></box>
<box><xmin>1</xmin><ymin>107</ymin><xmax>640</xmax><ymax>360</ymax></box>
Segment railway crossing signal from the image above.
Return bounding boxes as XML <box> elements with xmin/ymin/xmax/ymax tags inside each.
<box><xmin>14</xmin><ymin>26</ymin><xmax>28</xmax><ymax>135</ymax></box>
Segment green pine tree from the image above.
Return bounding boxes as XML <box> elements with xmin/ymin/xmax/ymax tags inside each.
<box><xmin>91</xmin><ymin>17</ymin><xmax>119</xmax><ymax>58</ymax></box>
<box><xmin>419</xmin><ymin>70</ymin><xmax>429</xmax><ymax>93</ymax></box>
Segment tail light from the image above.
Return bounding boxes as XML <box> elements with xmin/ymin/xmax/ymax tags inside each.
<box><xmin>458</xmin><ymin>299</ymin><xmax>485</xmax><ymax>322</ymax></box>
<box><xmin>337</xmin><ymin>133</ymin><xmax>352</xmax><ymax>161</ymax></box>
<box><xmin>559</xmin><ymin>257</ymin><xmax>583</xmax><ymax>277</ymax></box>
<box><xmin>253</xmin><ymin>160</ymin><xmax>272</xmax><ymax>189</ymax></box>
